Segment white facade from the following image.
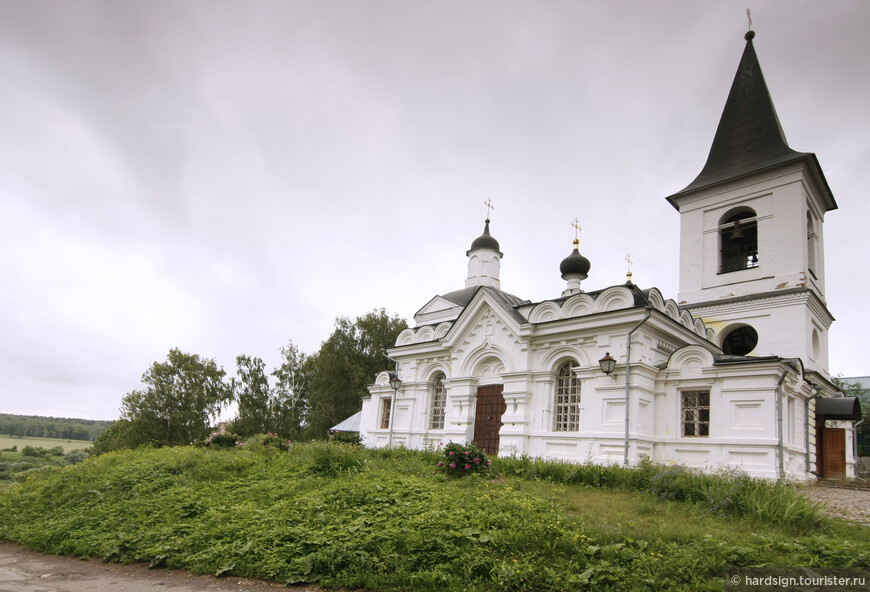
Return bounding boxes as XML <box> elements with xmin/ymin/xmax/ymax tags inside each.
<box><xmin>361</xmin><ymin>279</ymin><xmax>836</xmax><ymax>480</ymax></box>
<box><xmin>358</xmin><ymin>32</ymin><xmax>859</xmax><ymax>481</ymax></box>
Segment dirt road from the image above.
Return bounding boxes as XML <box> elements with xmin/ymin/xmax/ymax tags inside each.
<box><xmin>0</xmin><ymin>543</ymin><xmax>320</xmax><ymax>592</ymax></box>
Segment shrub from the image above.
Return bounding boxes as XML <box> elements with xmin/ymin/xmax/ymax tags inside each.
<box><xmin>64</xmin><ymin>449</ymin><xmax>89</xmax><ymax>465</ymax></box>
<box><xmin>729</xmin><ymin>477</ymin><xmax>823</xmax><ymax>526</ymax></box>
<box><xmin>257</xmin><ymin>433</ymin><xmax>291</xmax><ymax>453</ymax></box>
<box><xmin>330</xmin><ymin>431</ymin><xmax>362</xmax><ymax>445</ymax></box>
<box><xmin>20</xmin><ymin>446</ymin><xmax>45</xmax><ymax>458</ymax></box>
<box><xmin>436</xmin><ymin>442</ymin><xmax>491</xmax><ymax>478</ymax></box>
<box><xmin>303</xmin><ymin>441</ymin><xmax>365</xmax><ymax>476</ymax></box>
<box><xmin>648</xmin><ymin>464</ymin><xmax>702</xmax><ymax>503</ymax></box>
<box><xmin>202</xmin><ymin>433</ymin><xmax>240</xmax><ymax>448</ymax></box>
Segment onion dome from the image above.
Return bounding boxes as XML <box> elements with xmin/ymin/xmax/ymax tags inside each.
<box><xmin>466</xmin><ymin>218</ymin><xmax>503</xmax><ymax>257</ymax></box>
<box><xmin>560</xmin><ymin>239</ymin><xmax>591</xmax><ymax>279</ymax></box>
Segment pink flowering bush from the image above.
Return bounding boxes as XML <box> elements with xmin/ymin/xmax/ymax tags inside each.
<box><xmin>435</xmin><ymin>442</ymin><xmax>491</xmax><ymax>478</ymax></box>
<box><xmin>195</xmin><ymin>432</ymin><xmax>240</xmax><ymax>448</ymax></box>
<box><xmin>258</xmin><ymin>433</ymin><xmax>292</xmax><ymax>453</ymax></box>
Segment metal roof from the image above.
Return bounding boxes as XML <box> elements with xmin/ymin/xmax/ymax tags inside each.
<box><xmin>329</xmin><ymin>411</ymin><xmax>361</xmax><ymax>433</ymax></box>
<box><xmin>666</xmin><ymin>32</ymin><xmax>836</xmax><ymax>211</ymax></box>
<box><xmin>816</xmin><ymin>397</ymin><xmax>863</xmax><ymax>421</ymax></box>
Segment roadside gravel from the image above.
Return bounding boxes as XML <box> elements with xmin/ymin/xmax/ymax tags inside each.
<box><xmin>0</xmin><ymin>543</ymin><xmax>325</xmax><ymax>592</ymax></box>
<box><xmin>799</xmin><ymin>484</ymin><xmax>870</xmax><ymax>527</ymax></box>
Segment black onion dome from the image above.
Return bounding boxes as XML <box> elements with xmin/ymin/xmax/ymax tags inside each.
<box><xmin>466</xmin><ymin>218</ymin><xmax>503</xmax><ymax>256</ymax></box>
<box><xmin>560</xmin><ymin>240</ymin><xmax>591</xmax><ymax>278</ymax></box>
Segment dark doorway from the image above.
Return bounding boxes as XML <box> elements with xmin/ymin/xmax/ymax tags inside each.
<box><xmin>472</xmin><ymin>385</ymin><xmax>506</xmax><ymax>455</ymax></box>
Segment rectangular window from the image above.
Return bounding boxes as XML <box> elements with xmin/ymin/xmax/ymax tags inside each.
<box><xmin>554</xmin><ymin>364</ymin><xmax>581</xmax><ymax>432</ymax></box>
<box><xmin>380</xmin><ymin>398</ymin><xmax>392</xmax><ymax>430</ymax></box>
<box><xmin>681</xmin><ymin>391</ymin><xmax>710</xmax><ymax>437</ymax></box>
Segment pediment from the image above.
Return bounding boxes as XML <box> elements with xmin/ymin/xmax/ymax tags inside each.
<box><xmin>442</xmin><ymin>290</ymin><xmax>524</xmax><ymax>358</ymax></box>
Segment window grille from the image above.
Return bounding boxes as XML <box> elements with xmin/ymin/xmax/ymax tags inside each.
<box><xmin>681</xmin><ymin>391</ymin><xmax>710</xmax><ymax>437</ymax></box>
<box><xmin>380</xmin><ymin>398</ymin><xmax>392</xmax><ymax>430</ymax></box>
<box><xmin>554</xmin><ymin>362</ymin><xmax>581</xmax><ymax>432</ymax></box>
<box><xmin>429</xmin><ymin>373</ymin><xmax>446</xmax><ymax>429</ymax></box>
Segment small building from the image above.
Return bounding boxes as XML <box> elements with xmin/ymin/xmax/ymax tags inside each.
<box><xmin>358</xmin><ymin>30</ymin><xmax>861</xmax><ymax>481</ymax></box>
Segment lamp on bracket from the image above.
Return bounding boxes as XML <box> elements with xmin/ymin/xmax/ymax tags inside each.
<box><xmin>389</xmin><ymin>373</ymin><xmax>402</xmax><ymax>392</ymax></box>
<box><xmin>598</xmin><ymin>352</ymin><xmax>617</xmax><ymax>381</ymax></box>
<box><xmin>387</xmin><ymin>372</ymin><xmax>401</xmax><ymax>448</ymax></box>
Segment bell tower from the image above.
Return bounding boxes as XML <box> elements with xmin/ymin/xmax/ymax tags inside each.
<box><xmin>666</xmin><ymin>31</ymin><xmax>837</xmax><ymax>376</ymax></box>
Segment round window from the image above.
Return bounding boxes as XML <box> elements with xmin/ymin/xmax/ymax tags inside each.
<box><xmin>721</xmin><ymin>325</ymin><xmax>758</xmax><ymax>356</ymax></box>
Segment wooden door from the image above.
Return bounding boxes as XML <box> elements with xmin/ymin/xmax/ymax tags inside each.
<box><xmin>472</xmin><ymin>385</ymin><xmax>506</xmax><ymax>455</ymax></box>
<box><xmin>822</xmin><ymin>427</ymin><xmax>846</xmax><ymax>480</ymax></box>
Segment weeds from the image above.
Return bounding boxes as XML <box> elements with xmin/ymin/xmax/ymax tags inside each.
<box><xmin>0</xmin><ymin>443</ymin><xmax>863</xmax><ymax>592</ymax></box>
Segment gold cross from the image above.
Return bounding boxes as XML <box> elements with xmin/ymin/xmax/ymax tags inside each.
<box><xmin>625</xmin><ymin>253</ymin><xmax>633</xmax><ymax>272</ymax></box>
<box><xmin>483</xmin><ymin>198</ymin><xmax>495</xmax><ymax>219</ymax></box>
<box><xmin>571</xmin><ymin>218</ymin><xmax>582</xmax><ymax>240</ymax></box>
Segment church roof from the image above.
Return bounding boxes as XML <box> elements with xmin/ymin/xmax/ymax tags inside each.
<box><xmin>666</xmin><ymin>31</ymin><xmax>836</xmax><ymax>210</ymax></box>
<box><xmin>440</xmin><ymin>286</ymin><xmax>480</xmax><ymax>307</ymax></box>
<box><xmin>412</xmin><ymin>285</ymin><xmax>530</xmax><ymax>329</ymax></box>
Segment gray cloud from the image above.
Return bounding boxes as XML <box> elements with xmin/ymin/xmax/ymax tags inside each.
<box><xmin>0</xmin><ymin>0</ymin><xmax>866</xmax><ymax>419</ymax></box>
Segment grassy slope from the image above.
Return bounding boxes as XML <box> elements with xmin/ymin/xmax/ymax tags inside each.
<box><xmin>0</xmin><ymin>444</ymin><xmax>867</xmax><ymax>592</ymax></box>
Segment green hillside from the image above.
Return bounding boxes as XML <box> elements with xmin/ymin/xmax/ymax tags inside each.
<box><xmin>1</xmin><ymin>443</ymin><xmax>867</xmax><ymax>591</ymax></box>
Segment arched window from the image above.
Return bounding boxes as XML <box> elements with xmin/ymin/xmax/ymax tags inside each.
<box><xmin>719</xmin><ymin>208</ymin><xmax>758</xmax><ymax>273</ymax></box>
<box><xmin>429</xmin><ymin>372</ymin><xmax>446</xmax><ymax>430</ymax></box>
<box><xmin>554</xmin><ymin>362</ymin><xmax>581</xmax><ymax>432</ymax></box>
<box><xmin>807</xmin><ymin>211</ymin><xmax>818</xmax><ymax>276</ymax></box>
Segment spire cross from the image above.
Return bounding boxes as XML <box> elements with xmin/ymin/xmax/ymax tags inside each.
<box><xmin>625</xmin><ymin>253</ymin><xmax>634</xmax><ymax>282</ymax></box>
<box><xmin>483</xmin><ymin>198</ymin><xmax>495</xmax><ymax>219</ymax></box>
<box><xmin>746</xmin><ymin>8</ymin><xmax>752</xmax><ymax>31</ymax></box>
<box><xmin>571</xmin><ymin>218</ymin><xmax>582</xmax><ymax>241</ymax></box>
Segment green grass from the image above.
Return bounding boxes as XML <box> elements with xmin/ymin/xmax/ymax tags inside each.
<box><xmin>0</xmin><ymin>443</ymin><xmax>867</xmax><ymax>591</ymax></box>
<box><xmin>0</xmin><ymin>435</ymin><xmax>92</xmax><ymax>491</ymax></box>
<box><xmin>0</xmin><ymin>435</ymin><xmax>93</xmax><ymax>454</ymax></box>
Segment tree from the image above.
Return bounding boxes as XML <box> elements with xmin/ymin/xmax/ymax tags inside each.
<box><xmin>305</xmin><ymin>309</ymin><xmax>407</xmax><ymax>438</ymax></box>
<box><xmin>117</xmin><ymin>348</ymin><xmax>231</xmax><ymax>449</ymax></box>
<box><xmin>230</xmin><ymin>342</ymin><xmax>312</xmax><ymax>439</ymax></box>
<box><xmin>91</xmin><ymin>419</ymin><xmax>138</xmax><ymax>455</ymax></box>
<box><xmin>231</xmin><ymin>355</ymin><xmax>273</xmax><ymax>437</ymax></box>
<box><xmin>271</xmin><ymin>340</ymin><xmax>313</xmax><ymax>440</ymax></box>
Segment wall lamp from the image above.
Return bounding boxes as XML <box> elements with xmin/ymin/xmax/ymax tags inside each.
<box><xmin>389</xmin><ymin>373</ymin><xmax>402</xmax><ymax>391</ymax></box>
<box><xmin>599</xmin><ymin>352</ymin><xmax>617</xmax><ymax>381</ymax></box>
<box><xmin>387</xmin><ymin>372</ymin><xmax>401</xmax><ymax>448</ymax></box>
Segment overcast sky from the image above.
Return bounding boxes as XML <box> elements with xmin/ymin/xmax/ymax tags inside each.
<box><xmin>1</xmin><ymin>1</ymin><xmax>868</xmax><ymax>421</ymax></box>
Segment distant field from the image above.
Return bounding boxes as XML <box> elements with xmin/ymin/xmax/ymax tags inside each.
<box><xmin>0</xmin><ymin>435</ymin><xmax>92</xmax><ymax>453</ymax></box>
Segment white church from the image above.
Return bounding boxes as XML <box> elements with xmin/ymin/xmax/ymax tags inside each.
<box><xmin>356</xmin><ymin>30</ymin><xmax>862</xmax><ymax>481</ymax></box>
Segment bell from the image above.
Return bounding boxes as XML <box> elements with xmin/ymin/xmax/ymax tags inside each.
<box><xmin>730</xmin><ymin>219</ymin><xmax>744</xmax><ymax>240</ymax></box>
